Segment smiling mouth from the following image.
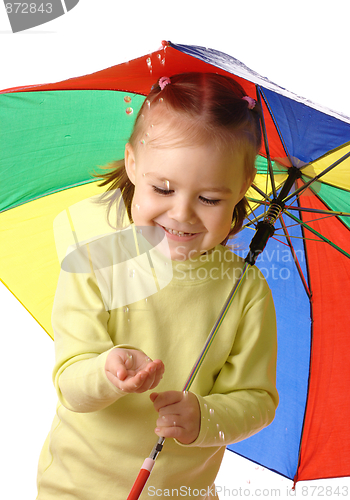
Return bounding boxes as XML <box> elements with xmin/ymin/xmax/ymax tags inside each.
<box><xmin>163</xmin><ymin>226</ymin><xmax>196</xmax><ymax>237</ymax></box>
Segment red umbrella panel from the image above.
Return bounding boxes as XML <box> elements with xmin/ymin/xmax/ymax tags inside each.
<box><xmin>1</xmin><ymin>41</ymin><xmax>350</xmax><ymax>484</ymax></box>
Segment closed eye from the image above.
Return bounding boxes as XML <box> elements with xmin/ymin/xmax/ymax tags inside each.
<box><xmin>153</xmin><ymin>186</ymin><xmax>221</xmax><ymax>206</ymax></box>
<box><xmin>199</xmin><ymin>196</ymin><xmax>221</xmax><ymax>206</ymax></box>
<box><xmin>152</xmin><ymin>186</ymin><xmax>173</xmax><ymax>195</ymax></box>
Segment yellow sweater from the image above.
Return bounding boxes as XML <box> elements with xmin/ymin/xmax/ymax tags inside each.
<box><xmin>37</xmin><ymin>229</ymin><xmax>278</xmax><ymax>499</ymax></box>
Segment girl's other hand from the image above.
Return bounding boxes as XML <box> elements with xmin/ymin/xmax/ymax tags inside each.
<box><xmin>150</xmin><ymin>391</ymin><xmax>200</xmax><ymax>444</ymax></box>
<box><xmin>105</xmin><ymin>348</ymin><xmax>164</xmax><ymax>393</ymax></box>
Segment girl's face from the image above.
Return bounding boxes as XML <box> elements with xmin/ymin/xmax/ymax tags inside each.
<box><xmin>125</xmin><ymin>134</ymin><xmax>253</xmax><ymax>261</ymax></box>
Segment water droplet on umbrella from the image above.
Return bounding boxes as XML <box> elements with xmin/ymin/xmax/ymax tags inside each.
<box><xmin>129</xmin><ymin>269</ymin><xmax>135</xmax><ymax>278</ymax></box>
<box><xmin>216</xmin><ymin>423</ymin><xmax>220</xmax><ymax>430</ymax></box>
<box><xmin>209</xmin><ymin>408</ymin><xmax>214</xmax><ymax>416</ymax></box>
<box><xmin>219</xmin><ymin>431</ymin><xmax>225</xmax><ymax>440</ymax></box>
<box><xmin>65</xmin><ymin>135</ymin><xmax>71</xmax><ymax>139</ymax></box>
<box><xmin>124</xmin><ymin>96</ymin><xmax>132</xmax><ymax>103</ymax></box>
<box><xmin>123</xmin><ymin>307</ymin><xmax>129</xmax><ymax>313</ymax></box>
<box><xmin>126</xmin><ymin>107</ymin><xmax>133</xmax><ymax>115</ymax></box>
<box><xmin>204</xmin><ymin>403</ymin><xmax>208</xmax><ymax>410</ymax></box>
<box><xmin>146</xmin><ymin>57</ymin><xmax>152</xmax><ymax>74</ymax></box>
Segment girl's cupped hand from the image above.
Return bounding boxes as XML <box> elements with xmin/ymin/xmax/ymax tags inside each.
<box><xmin>105</xmin><ymin>348</ymin><xmax>164</xmax><ymax>393</ymax></box>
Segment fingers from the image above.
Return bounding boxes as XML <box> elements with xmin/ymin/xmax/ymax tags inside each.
<box><xmin>105</xmin><ymin>348</ymin><xmax>164</xmax><ymax>393</ymax></box>
<box><xmin>150</xmin><ymin>391</ymin><xmax>201</xmax><ymax>444</ymax></box>
<box><xmin>150</xmin><ymin>391</ymin><xmax>182</xmax><ymax>411</ymax></box>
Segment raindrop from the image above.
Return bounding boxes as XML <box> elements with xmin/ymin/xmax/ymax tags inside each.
<box><xmin>146</xmin><ymin>57</ymin><xmax>152</xmax><ymax>74</ymax></box>
<box><xmin>159</xmin><ymin>97</ymin><xmax>164</xmax><ymax>103</ymax></box>
<box><xmin>126</xmin><ymin>107</ymin><xmax>133</xmax><ymax>115</ymax></box>
<box><xmin>124</xmin><ymin>96</ymin><xmax>132</xmax><ymax>103</ymax></box>
<box><xmin>123</xmin><ymin>306</ymin><xmax>129</xmax><ymax>313</ymax></box>
<box><xmin>252</xmin><ymin>416</ymin><xmax>255</xmax><ymax>419</ymax></box>
<box><xmin>65</xmin><ymin>135</ymin><xmax>71</xmax><ymax>139</ymax></box>
<box><xmin>135</xmin><ymin>204</ymin><xmax>140</xmax><ymax>210</ymax></box>
<box><xmin>204</xmin><ymin>403</ymin><xmax>208</xmax><ymax>410</ymax></box>
<box><xmin>140</xmin><ymin>139</ymin><xmax>145</xmax><ymax>145</ymax></box>
<box><xmin>219</xmin><ymin>431</ymin><xmax>225</xmax><ymax>440</ymax></box>
<box><xmin>129</xmin><ymin>269</ymin><xmax>135</xmax><ymax>278</ymax></box>
<box><xmin>145</xmin><ymin>132</ymin><xmax>150</xmax><ymax>137</ymax></box>
<box><xmin>209</xmin><ymin>408</ymin><xmax>214</xmax><ymax>416</ymax></box>
<box><xmin>216</xmin><ymin>424</ymin><xmax>220</xmax><ymax>430</ymax></box>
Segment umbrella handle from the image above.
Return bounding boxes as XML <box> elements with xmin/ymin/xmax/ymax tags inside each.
<box><xmin>126</xmin><ymin>458</ymin><xmax>155</xmax><ymax>500</ymax></box>
<box><xmin>126</xmin><ymin>263</ymin><xmax>250</xmax><ymax>499</ymax></box>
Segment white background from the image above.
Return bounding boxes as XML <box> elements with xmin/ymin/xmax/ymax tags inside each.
<box><xmin>1</xmin><ymin>1</ymin><xmax>350</xmax><ymax>498</ymax></box>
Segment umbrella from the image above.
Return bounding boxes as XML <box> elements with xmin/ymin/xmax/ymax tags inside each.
<box><xmin>1</xmin><ymin>40</ymin><xmax>350</xmax><ymax>488</ymax></box>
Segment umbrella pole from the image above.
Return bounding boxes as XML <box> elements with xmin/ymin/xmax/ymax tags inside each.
<box><xmin>127</xmin><ymin>167</ymin><xmax>302</xmax><ymax>499</ymax></box>
<box><xmin>126</xmin><ymin>263</ymin><xmax>250</xmax><ymax>499</ymax></box>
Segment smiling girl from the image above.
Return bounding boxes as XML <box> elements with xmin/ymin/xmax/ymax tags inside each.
<box><xmin>36</xmin><ymin>73</ymin><xmax>278</xmax><ymax>499</ymax></box>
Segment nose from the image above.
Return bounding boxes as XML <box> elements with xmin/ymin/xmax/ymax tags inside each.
<box><xmin>168</xmin><ymin>197</ymin><xmax>197</xmax><ymax>225</ymax></box>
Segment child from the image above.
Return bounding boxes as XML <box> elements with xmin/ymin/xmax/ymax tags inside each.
<box><xmin>36</xmin><ymin>73</ymin><xmax>278</xmax><ymax>499</ymax></box>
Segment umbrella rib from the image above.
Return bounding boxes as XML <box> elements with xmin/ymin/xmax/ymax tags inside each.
<box><xmin>258</xmin><ymin>87</ymin><xmax>295</xmax><ymax>168</ymax></box>
<box><xmin>284</xmin><ymin>210</ymin><xmax>350</xmax><ymax>259</ymax></box>
<box><xmin>276</xmin><ymin>213</ymin><xmax>346</xmax><ymax>227</ymax></box>
<box><xmin>247</xmin><ymin>197</ymin><xmax>350</xmax><ymax>218</ymax></box>
<box><xmin>242</xmin><ymin>212</ymin><xmax>266</xmax><ymax>229</ymax></box>
<box><xmin>271</xmin><ymin>233</ymin><xmax>328</xmax><ymax>243</ymax></box>
<box><xmin>256</xmin><ymin>85</ymin><xmax>277</xmax><ymax>200</ymax></box>
<box><xmin>283</xmin><ymin>150</ymin><xmax>350</xmax><ymax>203</ymax></box>
<box><xmin>250</xmin><ymin>184</ymin><xmax>271</xmax><ymax>203</ymax></box>
<box><xmin>246</xmin><ymin>199</ymin><xmax>261</xmax><ymax>227</ymax></box>
<box><xmin>278</xmin><ymin>215</ymin><xmax>311</xmax><ymax>297</ymax></box>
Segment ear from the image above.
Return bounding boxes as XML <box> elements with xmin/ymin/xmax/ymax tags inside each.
<box><xmin>124</xmin><ymin>143</ymin><xmax>136</xmax><ymax>185</ymax></box>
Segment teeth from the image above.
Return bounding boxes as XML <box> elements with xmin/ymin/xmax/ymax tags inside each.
<box><xmin>165</xmin><ymin>227</ymin><xmax>193</xmax><ymax>236</ymax></box>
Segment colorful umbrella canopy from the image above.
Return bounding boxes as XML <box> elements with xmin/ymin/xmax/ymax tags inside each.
<box><xmin>1</xmin><ymin>40</ymin><xmax>350</xmax><ymax>486</ymax></box>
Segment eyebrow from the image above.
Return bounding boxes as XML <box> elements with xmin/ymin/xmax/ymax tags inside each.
<box><xmin>144</xmin><ymin>172</ymin><xmax>233</xmax><ymax>194</ymax></box>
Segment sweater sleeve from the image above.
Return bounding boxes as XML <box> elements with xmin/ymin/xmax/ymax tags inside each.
<box><xmin>179</xmin><ymin>279</ymin><xmax>279</xmax><ymax>448</ymax></box>
<box><xmin>51</xmin><ymin>246</ymin><xmax>134</xmax><ymax>413</ymax></box>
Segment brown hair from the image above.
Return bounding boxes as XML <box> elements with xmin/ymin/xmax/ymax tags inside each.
<box><xmin>96</xmin><ymin>72</ymin><xmax>261</xmax><ymax>241</ymax></box>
